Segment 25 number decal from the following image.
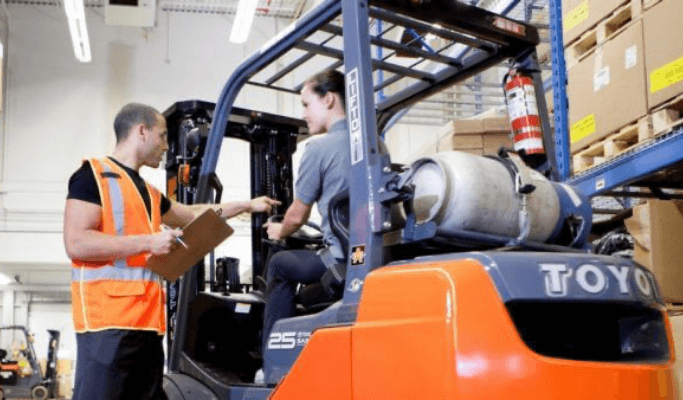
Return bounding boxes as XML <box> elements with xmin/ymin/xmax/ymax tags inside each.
<box><xmin>268</xmin><ymin>332</ymin><xmax>296</xmax><ymax>350</ymax></box>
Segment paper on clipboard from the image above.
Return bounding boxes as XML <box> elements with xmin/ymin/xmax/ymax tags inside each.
<box><xmin>147</xmin><ymin>209</ymin><xmax>234</xmax><ymax>281</ymax></box>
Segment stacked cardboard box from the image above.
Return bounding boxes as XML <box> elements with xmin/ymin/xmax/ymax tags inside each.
<box><xmin>643</xmin><ymin>0</ymin><xmax>683</xmax><ymax>111</ymax></box>
<box><xmin>566</xmin><ymin>0</ymin><xmax>683</xmax><ymax>164</ymax></box>
<box><xmin>564</xmin><ymin>0</ymin><xmax>646</xmax><ymax>153</ymax></box>
<box><xmin>435</xmin><ymin>117</ymin><xmax>512</xmax><ymax>156</ymax></box>
<box><xmin>567</xmin><ymin>20</ymin><xmax>647</xmax><ymax>151</ymax></box>
<box><xmin>625</xmin><ymin>200</ymin><xmax>683</xmax><ymax>303</ymax></box>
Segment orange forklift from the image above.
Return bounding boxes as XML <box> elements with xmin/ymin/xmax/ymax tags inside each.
<box><xmin>161</xmin><ymin>0</ymin><xmax>678</xmax><ymax>398</ymax></box>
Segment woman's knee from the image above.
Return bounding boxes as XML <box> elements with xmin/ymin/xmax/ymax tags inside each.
<box><xmin>267</xmin><ymin>251</ymin><xmax>293</xmax><ymax>280</ymax></box>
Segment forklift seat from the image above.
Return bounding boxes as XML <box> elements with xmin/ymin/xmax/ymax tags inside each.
<box><xmin>296</xmin><ymin>189</ymin><xmax>349</xmax><ymax>313</ymax></box>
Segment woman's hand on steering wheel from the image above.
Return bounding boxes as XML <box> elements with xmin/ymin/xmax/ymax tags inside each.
<box><xmin>264</xmin><ymin>220</ymin><xmax>284</xmax><ymax>240</ymax></box>
<box><xmin>262</xmin><ymin>214</ymin><xmax>323</xmax><ymax>245</ymax></box>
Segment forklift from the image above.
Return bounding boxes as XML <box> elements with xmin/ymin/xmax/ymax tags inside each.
<box><xmin>161</xmin><ymin>0</ymin><xmax>677</xmax><ymax>398</ymax></box>
<box><xmin>0</xmin><ymin>326</ymin><xmax>60</xmax><ymax>400</ymax></box>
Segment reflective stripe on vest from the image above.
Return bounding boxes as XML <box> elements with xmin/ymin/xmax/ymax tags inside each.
<box><xmin>104</xmin><ymin>162</ymin><xmax>126</xmax><ymax>237</ymax></box>
<box><xmin>72</xmin><ymin>263</ymin><xmax>159</xmax><ymax>282</ymax></box>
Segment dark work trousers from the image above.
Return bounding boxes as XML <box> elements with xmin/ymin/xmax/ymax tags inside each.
<box><xmin>262</xmin><ymin>250</ymin><xmax>328</xmax><ymax>359</ymax></box>
<box><xmin>73</xmin><ymin>330</ymin><xmax>168</xmax><ymax>400</ymax></box>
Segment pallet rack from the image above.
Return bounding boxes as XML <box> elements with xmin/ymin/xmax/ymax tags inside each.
<box><xmin>547</xmin><ymin>0</ymin><xmax>683</xmax><ymax>196</ymax></box>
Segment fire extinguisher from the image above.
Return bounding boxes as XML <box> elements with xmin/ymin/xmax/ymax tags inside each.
<box><xmin>503</xmin><ymin>68</ymin><xmax>546</xmax><ymax>168</ymax></box>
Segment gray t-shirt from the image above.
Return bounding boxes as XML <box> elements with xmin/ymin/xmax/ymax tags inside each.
<box><xmin>296</xmin><ymin>119</ymin><xmax>350</xmax><ymax>259</ymax></box>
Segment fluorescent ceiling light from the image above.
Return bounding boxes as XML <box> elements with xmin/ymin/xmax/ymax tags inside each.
<box><xmin>64</xmin><ymin>0</ymin><xmax>92</xmax><ymax>63</ymax></box>
<box><xmin>230</xmin><ymin>0</ymin><xmax>259</xmax><ymax>44</ymax></box>
<box><xmin>0</xmin><ymin>273</ymin><xmax>12</xmax><ymax>286</ymax></box>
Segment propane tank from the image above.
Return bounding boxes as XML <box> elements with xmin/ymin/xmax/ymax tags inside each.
<box><xmin>408</xmin><ymin>151</ymin><xmax>591</xmax><ymax>247</ymax></box>
<box><xmin>503</xmin><ymin>68</ymin><xmax>546</xmax><ymax>168</ymax></box>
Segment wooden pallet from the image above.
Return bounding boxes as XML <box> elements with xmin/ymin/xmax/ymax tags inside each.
<box><xmin>667</xmin><ymin>303</ymin><xmax>683</xmax><ymax>316</ymax></box>
<box><xmin>565</xmin><ymin>0</ymin><xmax>643</xmax><ymax>69</ymax></box>
<box><xmin>573</xmin><ymin>116</ymin><xmax>652</xmax><ymax>173</ymax></box>
<box><xmin>651</xmin><ymin>93</ymin><xmax>683</xmax><ymax>137</ymax></box>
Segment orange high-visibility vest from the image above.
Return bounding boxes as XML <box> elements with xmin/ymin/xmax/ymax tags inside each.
<box><xmin>70</xmin><ymin>158</ymin><xmax>166</xmax><ymax>334</ymax></box>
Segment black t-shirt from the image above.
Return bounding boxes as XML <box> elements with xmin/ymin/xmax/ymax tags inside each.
<box><xmin>67</xmin><ymin>157</ymin><xmax>171</xmax><ymax>218</ymax></box>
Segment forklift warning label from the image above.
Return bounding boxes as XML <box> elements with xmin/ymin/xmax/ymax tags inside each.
<box><xmin>351</xmin><ymin>245</ymin><xmax>366</xmax><ymax>266</ymax></box>
<box><xmin>347</xmin><ymin>68</ymin><xmax>364</xmax><ymax>165</ymax></box>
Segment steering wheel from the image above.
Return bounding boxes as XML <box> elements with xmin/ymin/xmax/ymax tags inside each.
<box><xmin>264</xmin><ymin>214</ymin><xmax>324</xmax><ymax>248</ymax></box>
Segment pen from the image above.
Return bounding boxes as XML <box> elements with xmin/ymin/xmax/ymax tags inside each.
<box><xmin>161</xmin><ymin>224</ymin><xmax>189</xmax><ymax>249</ymax></box>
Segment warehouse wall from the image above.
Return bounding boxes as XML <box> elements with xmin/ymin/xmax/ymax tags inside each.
<box><xmin>0</xmin><ymin>5</ymin><xmax>294</xmax><ymax>271</ymax></box>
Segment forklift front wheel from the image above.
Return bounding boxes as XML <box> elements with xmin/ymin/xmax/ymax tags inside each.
<box><xmin>31</xmin><ymin>385</ymin><xmax>48</xmax><ymax>400</ymax></box>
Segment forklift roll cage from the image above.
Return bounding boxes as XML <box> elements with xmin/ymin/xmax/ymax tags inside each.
<box><xmin>169</xmin><ymin>0</ymin><xmax>557</xmax><ymax>388</ymax></box>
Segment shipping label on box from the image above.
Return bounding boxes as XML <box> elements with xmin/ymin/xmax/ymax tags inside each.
<box><xmin>644</xmin><ymin>0</ymin><xmax>683</xmax><ymax>109</ymax></box>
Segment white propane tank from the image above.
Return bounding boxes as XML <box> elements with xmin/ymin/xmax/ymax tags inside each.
<box><xmin>409</xmin><ymin>151</ymin><xmax>561</xmax><ymax>242</ymax></box>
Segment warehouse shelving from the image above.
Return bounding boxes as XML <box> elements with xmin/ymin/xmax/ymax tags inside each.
<box><xmin>546</xmin><ymin>0</ymin><xmax>683</xmax><ymax>196</ymax></box>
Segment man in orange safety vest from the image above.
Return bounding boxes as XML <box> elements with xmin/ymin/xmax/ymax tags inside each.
<box><xmin>63</xmin><ymin>103</ymin><xmax>279</xmax><ymax>400</ymax></box>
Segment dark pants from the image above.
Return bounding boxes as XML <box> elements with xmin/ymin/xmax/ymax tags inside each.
<box><xmin>262</xmin><ymin>250</ymin><xmax>327</xmax><ymax>357</ymax></box>
<box><xmin>73</xmin><ymin>330</ymin><xmax>168</xmax><ymax>400</ymax></box>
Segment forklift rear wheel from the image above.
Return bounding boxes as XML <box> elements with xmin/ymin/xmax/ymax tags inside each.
<box><xmin>31</xmin><ymin>385</ymin><xmax>48</xmax><ymax>400</ymax></box>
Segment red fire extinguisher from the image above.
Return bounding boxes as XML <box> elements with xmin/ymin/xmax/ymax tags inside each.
<box><xmin>503</xmin><ymin>68</ymin><xmax>546</xmax><ymax>167</ymax></box>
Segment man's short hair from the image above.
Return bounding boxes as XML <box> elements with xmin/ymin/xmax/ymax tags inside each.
<box><xmin>304</xmin><ymin>69</ymin><xmax>346</xmax><ymax>109</ymax></box>
<box><xmin>113</xmin><ymin>103</ymin><xmax>160</xmax><ymax>143</ymax></box>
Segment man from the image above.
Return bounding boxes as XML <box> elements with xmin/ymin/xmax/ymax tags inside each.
<box><xmin>63</xmin><ymin>103</ymin><xmax>279</xmax><ymax>400</ymax></box>
<box><xmin>261</xmin><ymin>69</ymin><xmax>350</xmax><ymax>368</ymax></box>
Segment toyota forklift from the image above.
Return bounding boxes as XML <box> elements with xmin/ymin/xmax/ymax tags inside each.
<box><xmin>161</xmin><ymin>0</ymin><xmax>678</xmax><ymax>399</ymax></box>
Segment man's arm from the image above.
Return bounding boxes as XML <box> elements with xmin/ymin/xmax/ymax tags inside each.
<box><xmin>264</xmin><ymin>199</ymin><xmax>312</xmax><ymax>240</ymax></box>
<box><xmin>162</xmin><ymin>196</ymin><xmax>281</xmax><ymax>228</ymax></box>
<box><xmin>64</xmin><ymin>199</ymin><xmax>181</xmax><ymax>262</ymax></box>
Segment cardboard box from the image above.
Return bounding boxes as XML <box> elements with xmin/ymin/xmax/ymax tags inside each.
<box><xmin>643</xmin><ymin>0</ymin><xmax>662</xmax><ymax>10</ymax></box>
<box><xmin>447</xmin><ymin>134</ymin><xmax>483</xmax><ymax>150</ymax></box>
<box><xmin>437</xmin><ymin>117</ymin><xmax>509</xmax><ymax>136</ymax></box>
<box><xmin>562</xmin><ymin>0</ymin><xmax>627</xmax><ymax>46</ymax></box>
<box><xmin>567</xmin><ymin>20</ymin><xmax>647</xmax><ymax>151</ymax></box>
<box><xmin>643</xmin><ymin>0</ymin><xmax>683</xmax><ymax>110</ymax></box>
<box><xmin>483</xmin><ymin>132</ymin><xmax>513</xmax><ymax>154</ymax></box>
<box><xmin>625</xmin><ymin>200</ymin><xmax>683</xmax><ymax>303</ymax></box>
<box><xmin>436</xmin><ymin>117</ymin><xmax>512</xmax><ymax>154</ymax></box>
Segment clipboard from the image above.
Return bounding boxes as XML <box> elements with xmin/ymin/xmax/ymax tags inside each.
<box><xmin>147</xmin><ymin>209</ymin><xmax>234</xmax><ymax>281</ymax></box>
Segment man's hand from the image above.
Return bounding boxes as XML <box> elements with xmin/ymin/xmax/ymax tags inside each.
<box><xmin>249</xmin><ymin>196</ymin><xmax>281</xmax><ymax>213</ymax></box>
<box><xmin>148</xmin><ymin>230</ymin><xmax>184</xmax><ymax>255</ymax></box>
<box><xmin>263</xmin><ymin>221</ymin><xmax>284</xmax><ymax>240</ymax></box>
